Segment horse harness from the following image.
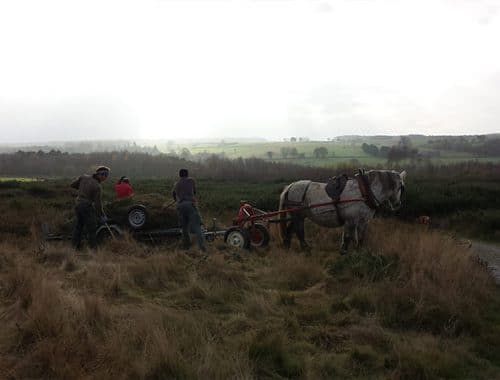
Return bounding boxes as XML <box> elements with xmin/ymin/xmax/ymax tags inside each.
<box><xmin>325</xmin><ymin>175</ymin><xmax>349</xmax><ymax>225</ymax></box>
<box><xmin>284</xmin><ymin>180</ymin><xmax>312</xmax><ymax>207</ymax></box>
<box><xmin>355</xmin><ymin>171</ymin><xmax>405</xmax><ymax>211</ymax></box>
<box><xmin>325</xmin><ymin>172</ymin><xmax>381</xmax><ymax>225</ymax></box>
<box><xmin>354</xmin><ymin>172</ymin><xmax>380</xmax><ymax>210</ymax></box>
<box><xmin>284</xmin><ymin>172</ymin><xmax>383</xmax><ymax>226</ymax></box>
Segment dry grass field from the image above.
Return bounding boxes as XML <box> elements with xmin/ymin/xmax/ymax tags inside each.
<box><xmin>1</xmin><ymin>218</ymin><xmax>499</xmax><ymax>379</ymax></box>
<box><xmin>0</xmin><ymin>177</ymin><xmax>500</xmax><ymax>379</ymax></box>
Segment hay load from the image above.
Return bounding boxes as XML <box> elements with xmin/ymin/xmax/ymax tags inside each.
<box><xmin>106</xmin><ymin>193</ymin><xmax>179</xmax><ymax>230</ymax></box>
<box><xmin>56</xmin><ymin>194</ymin><xmax>179</xmax><ymax>234</ymax></box>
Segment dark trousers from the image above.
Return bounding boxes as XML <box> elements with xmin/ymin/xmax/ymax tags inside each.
<box><xmin>177</xmin><ymin>201</ymin><xmax>206</xmax><ymax>251</ymax></box>
<box><xmin>72</xmin><ymin>201</ymin><xmax>97</xmax><ymax>249</ymax></box>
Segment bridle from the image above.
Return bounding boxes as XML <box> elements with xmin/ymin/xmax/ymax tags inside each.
<box><xmin>357</xmin><ymin>169</ymin><xmax>404</xmax><ymax>212</ymax></box>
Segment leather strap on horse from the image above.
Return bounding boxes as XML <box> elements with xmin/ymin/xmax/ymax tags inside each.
<box><xmin>334</xmin><ymin>203</ymin><xmax>345</xmax><ymax>226</ymax></box>
<box><xmin>285</xmin><ymin>181</ymin><xmax>312</xmax><ymax>207</ymax></box>
<box><xmin>355</xmin><ymin>173</ymin><xmax>379</xmax><ymax>210</ymax></box>
<box><xmin>301</xmin><ymin>181</ymin><xmax>311</xmax><ymax>204</ymax></box>
<box><xmin>325</xmin><ymin>175</ymin><xmax>348</xmax><ymax>226</ymax></box>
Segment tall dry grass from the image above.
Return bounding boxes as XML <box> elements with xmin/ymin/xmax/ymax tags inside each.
<box><xmin>0</xmin><ymin>239</ymin><xmax>255</xmax><ymax>379</ymax></box>
<box><xmin>367</xmin><ymin>221</ymin><xmax>491</xmax><ymax>335</ymax></box>
<box><xmin>0</xmin><ymin>218</ymin><xmax>499</xmax><ymax>379</ymax></box>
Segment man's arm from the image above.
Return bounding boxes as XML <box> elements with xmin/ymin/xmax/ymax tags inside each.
<box><xmin>94</xmin><ymin>186</ymin><xmax>105</xmax><ymax>218</ymax></box>
<box><xmin>70</xmin><ymin>176</ymin><xmax>81</xmax><ymax>189</ymax></box>
<box><xmin>172</xmin><ymin>188</ymin><xmax>177</xmax><ymax>202</ymax></box>
<box><xmin>192</xmin><ymin>179</ymin><xmax>198</xmax><ymax>205</ymax></box>
<box><xmin>172</xmin><ymin>181</ymin><xmax>178</xmax><ymax>201</ymax></box>
<box><xmin>126</xmin><ymin>184</ymin><xmax>134</xmax><ymax>197</ymax></box>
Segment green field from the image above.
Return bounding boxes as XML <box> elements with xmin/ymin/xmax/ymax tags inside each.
<box><xmin>181</xmin><ymin>138</ymin><xmax>500</xmax><ymax>167</ymax></box>
<box><xmin>188</xmin><ymin>140</ymin><xmax>383</xmax><ymax>161</ymax></box>
<box><xmin>0</xmin><ymin>176</ymin><xmax>42</xmax><ymax>182</ymax></box>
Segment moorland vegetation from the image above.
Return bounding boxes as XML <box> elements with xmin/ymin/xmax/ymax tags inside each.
<box><xmin>0</xmin><ymin>157</ymin><xmax>500</xmax><ymax>379</ymax></box>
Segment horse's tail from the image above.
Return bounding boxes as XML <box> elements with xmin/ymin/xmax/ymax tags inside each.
<box><xmin>278</xmin><ymin>183</ymin><xmax>292</xmax><ymax>243</ymax></box>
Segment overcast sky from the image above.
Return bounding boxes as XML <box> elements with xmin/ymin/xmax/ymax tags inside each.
<box><xmin>0</xmin><ymin>0</ymin><xmax>499</xmax><ymax>143</ymax></box>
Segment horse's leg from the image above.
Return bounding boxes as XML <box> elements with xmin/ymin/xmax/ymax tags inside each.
<box><xmin>283</xmin><ymin>219</ymin><xmax>294</xmax><ymax>249</ymax></box>
<box><xmin>294</xmin><ymin>216</ymin><xmax>310</xmax><ymax>252</ymax></box>
<box><xmin>356</xmin><ymin>221</ymin><xmax>368</xmax><ymax>249</ymax></box>
<box><xmin>340</xmin><ymin>223</ymin><xmax>355</xmax><ymax>255</ymax></box>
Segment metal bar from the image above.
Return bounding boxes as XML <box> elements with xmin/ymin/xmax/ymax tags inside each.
<box><xmin>203</xmin><ymin>230</ymin><xmax>227</xmax><ymax>237</ymax></box>
<box><xmin>104</xmin><ymin>222</ymin><xmax>116</xmax><ymax>240</ymax></box>
<box><xmin>239</xmin><ymin>198</ymin><xmax>366</xmax><ymax>223</ymax></box>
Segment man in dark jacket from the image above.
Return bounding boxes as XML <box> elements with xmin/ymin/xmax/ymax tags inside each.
<box><xmin>70</xmin><ymin>166</ymin><xmax>110</xmax><ymax>249</ymax></box>
<box><xmin>172</xmin><ymin>169</ymin><xmax>206</xmax><ymax>252</ymax></box>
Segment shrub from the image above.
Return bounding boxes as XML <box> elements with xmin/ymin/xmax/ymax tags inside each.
<box><xmin>271</xmin><ymin>255</ymin><xmax>325</xmax><ymax>291</ymax></box>
<box><xmin>249</xmin><ymin>331</ymin><xmax>305</xmax><ymax>379</ymax></box>
<box><xmin>0</xmin><ymin>180</ymin><xmax>20</xmax><ymax>189</ymax></box>
<box><xmin>326</xmin><ymin>250</ymin><xmax>398</xmax><ymax>282</ymax></box>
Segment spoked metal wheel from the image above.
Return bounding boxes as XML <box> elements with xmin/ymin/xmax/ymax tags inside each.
<box><xmin>224</xmin><ymin>227</ymin><xmax>251</xmax><ymax>249</ymax></box>
<box><xmin>96</xmin><ymin>224</ymin><xmax>123</xmax><ymax>245</ymax></box>
<box><xmin>247</xmin><ymin>224</ymin><xmax>270</xmax><ymax>248</ymax></box>
<box><xmin>128</xmin><ymin>205</ymin><xmax>148</xmax><ymax>230</ymax></box>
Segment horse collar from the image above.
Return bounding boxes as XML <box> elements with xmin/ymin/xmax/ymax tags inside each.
<box><xmin>355</xmin><ymin>173</ymin><xmax>380</xmax><ymax>210</ymax></box>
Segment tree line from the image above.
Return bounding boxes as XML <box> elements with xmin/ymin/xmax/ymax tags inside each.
<box><xmin>362</xmin><ymin>137</ymin><xmax>420</xmax><ymax>163</ymax></box>
<box><xmin>0</xmin><ymin>151</ymin><xmax>335</xmax><ymax>181</ymax></box>
<box><xmin>1</xmin><ymin>150</ymin><xmax>500</xmax><ymax>182</ymax></box>
<box><xmin>427</xmin><ymin>136</ymin><xmax>500</xmax><ymax>156</ymax></box>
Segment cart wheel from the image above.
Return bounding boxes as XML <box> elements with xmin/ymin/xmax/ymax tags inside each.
<box><xmin>224</xmin><ymin>227</ymin><xmax>251</xmax><ymax>249</ymax></box>
<box><xmin>247</xmin><ymin>224</ymin><xmax>270</xmax><ymax>247</ymax></box>
<box><xmin>96</xmin><ymin>225</ymin><xmax>123</xmax><ymax>245</ymax></box>
<box><xmin>128</xmin><ymin>205</ymin><xmax>148</xmax><ymax>230</ymax></box>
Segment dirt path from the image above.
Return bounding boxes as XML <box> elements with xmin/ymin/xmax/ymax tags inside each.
<box><xmin>472</xmin><ymin>241</ymin><xmax>500</xmax><ymax>284</ymax></box>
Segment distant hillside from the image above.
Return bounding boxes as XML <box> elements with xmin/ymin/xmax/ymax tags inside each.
<box><xmin>2</xmin><ymin>134</ymin><xmax>500</xmax><ymax>167</ymax></box>
<box><xmin>0</xmin><ymin>137</ymin><xmax>268</xmax><ymax>154</ymax></box>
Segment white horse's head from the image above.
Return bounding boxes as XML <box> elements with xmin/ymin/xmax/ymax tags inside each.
<box><xmin>369</xmin><ymin>169</ymin><xmax>407</xmax><ymax>210</ymax></box>
<box><xmin>387</xmin><ymin>170</ymin><xmax>406</xmax><ymax>210</ymax></box>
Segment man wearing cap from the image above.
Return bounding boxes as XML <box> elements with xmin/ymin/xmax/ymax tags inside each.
<box><xmin>70</xmin><ymin>166</ymin><xmax>110</xmax><ymax>249</ymax></box>
<box><xmin>172</xmin><ymin>168</ymin><xmax>206</xmax><ymax>253</ymax></box>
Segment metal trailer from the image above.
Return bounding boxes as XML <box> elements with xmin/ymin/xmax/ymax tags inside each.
<box><xmin>42</xmin><ymin>220</ymin><xmax>228</xmax><ymax>246</ymax></box>
<box><xmin>43</xmin><ymin>197</ymin><xmax>368</xmax><ymax>250</ymax></box>
<box><xmin>42</xmin><ymin>204</ymin><xmax>231</xmax><ymax>248</ymax></box>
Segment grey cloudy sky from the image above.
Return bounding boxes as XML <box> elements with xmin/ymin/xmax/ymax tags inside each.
<box><xmin>0</xmin><ymin>0</ymin><xmax>499</xmax><ymax>143</ymax></box>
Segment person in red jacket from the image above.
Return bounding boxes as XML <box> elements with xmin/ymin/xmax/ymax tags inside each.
<box><xmin>114</xmin><ymin>176</ymin><xmax>134</xmax><ymax>199</ymax></box>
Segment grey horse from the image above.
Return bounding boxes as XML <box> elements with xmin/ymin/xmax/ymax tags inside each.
<box><xmin>279</xmin><ymin>169</ymin><xmax>406</xmax><ymax>253</ymax></box>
